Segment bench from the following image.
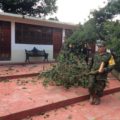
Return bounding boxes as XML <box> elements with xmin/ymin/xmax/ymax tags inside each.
<box><xmin>25</xmin><ymin>47</ymin><xmax>48</xmax><ymax>62</ymax></box>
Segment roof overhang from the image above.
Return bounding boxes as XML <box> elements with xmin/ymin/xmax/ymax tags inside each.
<box><xmin>0</xmin><ymin>12</ymin><xmax>78</xmax><ymax>30</ymax></box>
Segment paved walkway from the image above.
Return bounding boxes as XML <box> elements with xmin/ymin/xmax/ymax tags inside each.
<box><xmin>0</xmin><ymin>63</ymin><xmax>120</xmax><ymax>120</ymax></box>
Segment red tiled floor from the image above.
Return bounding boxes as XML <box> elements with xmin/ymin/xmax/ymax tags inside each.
<box><xmin>10</xmin><ymin>93</ymin><xmax>119</xmax><ymax>120</ymax></box>
<box><xmin>31</xmin><ymin>105</ymin><xmax>87</xmax><ymax>120</ymax></box>
<box><xmin>0</xmin><ymin>63</ymin><xmax>120</xmax><ymax>120</ymax></box>
<box><xmin>97</xmin><ymin>108</ymin><xmax>120</xmax><ymax>120</ymax></box>
<box><xmin>0</xmin><ymin>76</ymin><xmax>87</xmax><ymax>118</ymax></box>
<box><xmin>0</xmin><ymin>77</ymin><xmax>120</xmax><ymax>119</ymax></box>
<box><xmin>0</xmin><ymin>63</ymin><xmax>53</xmax><ymax>77</ymax></box>
<box><xmin>28</xmin><ymin>93</ymin><xmax>120</xmax><ymax>120</ymax></box>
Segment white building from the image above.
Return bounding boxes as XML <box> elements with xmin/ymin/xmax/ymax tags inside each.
<box><xmin>0</xmin><ymin>12</ymin><xmax>77</xmax><ymax>63</ymax></box>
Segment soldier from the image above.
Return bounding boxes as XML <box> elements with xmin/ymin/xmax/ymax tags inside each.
<box><xmin>88</xmin><ymin>41</ymin><xmax>115</xmax><ymax>105</ymax></box>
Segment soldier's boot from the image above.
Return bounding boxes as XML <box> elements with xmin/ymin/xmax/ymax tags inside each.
<box><xmin>94</xmin><ymin>96</ymin><xmax>101</xmax><ymax>105</ymax></box>
<box><xmin>89</xmin><ymin>95</ymin><xmax>95</xmax><ymax>105</ymax></box>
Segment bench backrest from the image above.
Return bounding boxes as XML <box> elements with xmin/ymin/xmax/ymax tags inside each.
<box><xmin>25</xmin><ymin>48</ymin><xmax>46</xmax><ymax>56</ymax></box>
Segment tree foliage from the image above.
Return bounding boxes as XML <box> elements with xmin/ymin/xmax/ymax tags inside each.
<box><xmin>68</xmin><ymin>19</ymin><xmax>97</xmax><ymax>44</ymax></box>
<box><xmin>104</xmin><ymin>21</ymin><xmax>120</xmax><ymax>71</ymax></box>
<box><xmin>90</xmin><ymin>0</ymin><xmax>120</xmax><ymax>40</ymax></box>
<box><xmin>107</xmin><ymin>0</ymin><xmax>120</xmax><ymax>15</ymax></box>
<box><xmin>0</xmin><ymin>0</ymin><xmax>57</xmax><ymax>17</ymax></box>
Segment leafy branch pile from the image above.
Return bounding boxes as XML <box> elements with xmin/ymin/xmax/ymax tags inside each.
<box><xmin>40</xmin><ymin>43</ymin><xmax>89</xmax><ymax>89</ymax></box>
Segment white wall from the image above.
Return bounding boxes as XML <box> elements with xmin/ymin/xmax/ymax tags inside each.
<box><xmin>12</xmin><ymin>44</ymin><xmax>53</xmax><ymax>63</ymax></box>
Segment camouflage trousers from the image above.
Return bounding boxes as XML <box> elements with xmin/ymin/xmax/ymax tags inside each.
<box><xmin>88</xmin><ymin>75</ymin><xmax>107</xmax><ymax>97</ymax></box>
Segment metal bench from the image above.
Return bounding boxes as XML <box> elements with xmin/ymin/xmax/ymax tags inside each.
<box><xmin>25</xmin><ymin>47</ymin><xmax>48</xmax><ymax>62</ymax></box>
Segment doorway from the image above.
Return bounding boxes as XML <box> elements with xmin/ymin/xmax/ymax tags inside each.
<box><xmin>52</xmin><ymin>31</ymin><xmax>62</xmax><ymax>58</ymax></box>
<box><xmin>0</xmin><ymin>21</ymin><xmax>11</xmax><ymax>60</ymax></box>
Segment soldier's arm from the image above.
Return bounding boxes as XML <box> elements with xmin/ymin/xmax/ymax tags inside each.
<box><xmin>98</xmin><ymin>62</ymin><xmax>105</xmax><ymax>73</ymax></box>
<box><xmin>91</xmin><ymin>62</ymin><xmax>105</xmax><ymax>74</ymax></box>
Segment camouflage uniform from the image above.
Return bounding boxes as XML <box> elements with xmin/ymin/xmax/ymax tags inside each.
<box><xmin>88</xmin><ymin>47</ymin><xmax>115</xmax><ymax>104</ymax></box>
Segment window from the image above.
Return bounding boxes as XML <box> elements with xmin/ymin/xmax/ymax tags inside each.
<box><xmin>15</xmin><ymin>23</ymin><xmax>53</xmax><ymax>45</ymax></box>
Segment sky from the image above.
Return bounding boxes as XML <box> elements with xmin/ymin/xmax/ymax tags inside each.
<box><xmin>51</xmin><ymin>0</ymin><xmax>108</xmax><ymax>24</ymax></box>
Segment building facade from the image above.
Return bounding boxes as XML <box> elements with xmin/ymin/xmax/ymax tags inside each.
<box><xmin>0</xmin><ymin>12</ymin><xmax>77</xmax><ymax>63</ymax></box>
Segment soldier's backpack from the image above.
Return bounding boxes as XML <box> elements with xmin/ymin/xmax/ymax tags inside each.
<box><xmin>109</xmin><ymin>50</ymin><xmax>120</xmax><ymax>71</ymax></box>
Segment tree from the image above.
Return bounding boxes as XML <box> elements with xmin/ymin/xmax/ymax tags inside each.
<box><xmin>90</xmin><ymin>0</ymin><xmax>120</xmax><ymax>40</ymax></box>
<box><xmin>68</xmin><ymin>19</ymin><xmax>98</xmax><ymax>44</ymax></box>
<box><xmin>104</xmin><ymin>20</ymin><xmax>120</xmax><ymax>71</ymax></box>
<box><xmin>0</xmin><ymin>0</ymin><xmax>57</xmax><ymax>17</ymax></box>
<box><xmin>106</xmin><ymin>0</ymin><xmax>120</xmax><ymax>16</ymax></box>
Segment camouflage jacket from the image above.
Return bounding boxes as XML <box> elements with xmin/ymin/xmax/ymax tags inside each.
<box><xmin>89</xmin><ymin>52</ymin><xmax>114</xmax><ymax>80</ymax></box>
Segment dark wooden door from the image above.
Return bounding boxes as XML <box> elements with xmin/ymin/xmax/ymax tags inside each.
<box><xmin>52</xmin><ymin>31</ymin><xmax>62</xmax><ymax>58</ymax></box>
<box><xmin>0</xmin><ymin>21</ymin><xmax>11</xmax><ymax>60</ymax></box>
